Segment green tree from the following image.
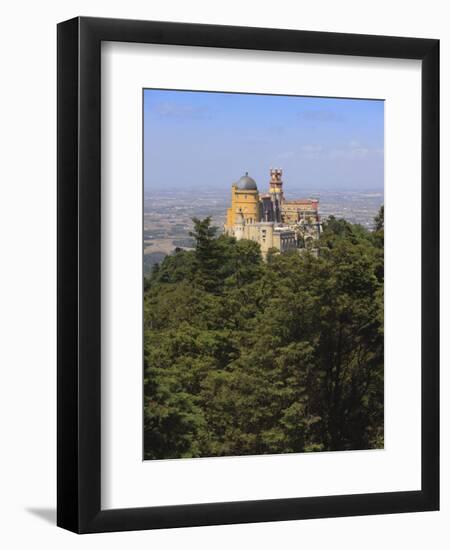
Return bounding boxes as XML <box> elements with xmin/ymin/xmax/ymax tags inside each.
<box><xmin>143</xmin><ymin>215</ymin><xmax>384</xmax><ymax>459</ymax></box>
<box><xmin>374</xmin><ymin>205</ymin><xmax>384</xmax><ymax>232</ymax></box>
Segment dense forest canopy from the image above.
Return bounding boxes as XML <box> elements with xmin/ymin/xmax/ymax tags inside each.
<box><xmin>143</xmin><ymin>208</ymin><xmax>384</xmax><ymax>459</ymax></box>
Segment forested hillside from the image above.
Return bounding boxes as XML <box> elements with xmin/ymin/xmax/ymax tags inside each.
<box><xmin>143</xmin><ymin>209</ymin><xmax>384</xmax><ymax>459</ymax></box>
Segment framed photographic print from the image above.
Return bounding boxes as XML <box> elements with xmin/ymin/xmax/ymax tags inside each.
<box><xmin>57</xmin><ymin>17</ymin><xmax>439</xmax><ymax>533</ymax></box>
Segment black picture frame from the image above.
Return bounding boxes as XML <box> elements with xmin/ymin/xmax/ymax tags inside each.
<box><xmin>57</xmin><ymin>16</ymin><xmax>439</xmax><ymax>533</ymax></box>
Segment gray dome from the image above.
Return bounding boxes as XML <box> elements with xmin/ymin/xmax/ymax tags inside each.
<box><xmin>237</xmin><ymin>172</ymin><xmax>257</xmax><ymax>190</ymax></box>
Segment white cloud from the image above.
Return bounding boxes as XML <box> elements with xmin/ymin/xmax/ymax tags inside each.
<box><xmin>299</xmin><ymin>144</ymin><xmax>323</xmax><ymax>159</ymax></box>
<box><xmin>276</xmin><ymin>151</ymin><xmax>295</xmax><ymax>160</ymax></box>
<box><xmin>154</xmin><ymin>101</ymin><xmax>211</xmax><ymax>120</ymax></box>
<box><xmin>329</xmin><ymin>141</ymin><xmax>383</xmax><ymax>159</ymax></box>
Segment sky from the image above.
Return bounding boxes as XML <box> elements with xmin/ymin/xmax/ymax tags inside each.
<box><xmin>143</xmin><ymin>89</ymin><xmax>384</xmax><ymax>193</ymax></box>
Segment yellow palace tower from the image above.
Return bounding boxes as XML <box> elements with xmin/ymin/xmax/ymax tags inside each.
<box><xmin>225</xmin><ymin>172</ymin><xmax>260</xmax><ymax>229</ymax></box>
<box><xmin>269</xmin><ymin>168</ymin><xmax>284</xmax><ymax>201</ymax></box>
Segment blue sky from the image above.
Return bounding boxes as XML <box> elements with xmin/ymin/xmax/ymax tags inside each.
<box><xmin>143</xmin><ymin>89</ymin><xmax>384</xmax><ymax>192</ymax></box>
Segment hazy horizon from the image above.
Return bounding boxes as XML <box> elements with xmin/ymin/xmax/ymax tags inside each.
<box><xmin>144</xmin><ymin>89</ymin><xmax>384</xmax><ymax>193</ymax></box>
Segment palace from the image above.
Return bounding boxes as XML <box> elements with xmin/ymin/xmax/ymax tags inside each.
<box><xmin>224</xmin><ymin>169</ymin><xmax>322</xmax><ymax>256</ymax></box>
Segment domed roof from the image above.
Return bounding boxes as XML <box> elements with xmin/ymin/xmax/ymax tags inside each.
<box><xmin>237</xmin><ymin>172</ymin><xmax>257</xmax><ymax>190</ymax></box>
